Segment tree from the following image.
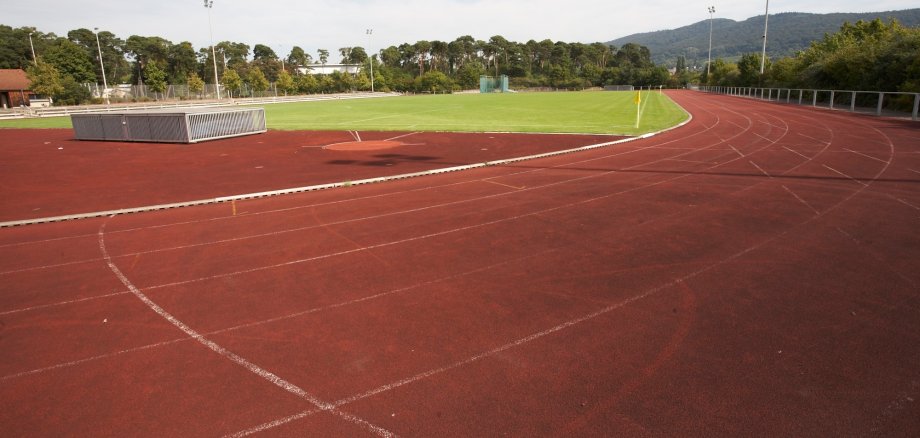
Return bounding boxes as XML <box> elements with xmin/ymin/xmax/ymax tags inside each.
<box><xmin>246</xmin><ymin>68</ymin><xmax>269</xmax><ymax>95</ymax></box>
<box><xmin>187</xmin><ymin>72</ymin><xmax>205</xmax><ymax>97</ymax></box>
<box><xmin>26</xmin><ymin>60</ymin><xmax>64</xmax><ymax>99</ymax></box>
<box><xmin>125</xmin><ymin>35</ymin><xmax>171</xmax><ymax>85</ymax></box>
<box><xmin>295</xmin><ymin>74</ymin><xmax>318</xmax><ymax>94</ymax></box>
<box><xmin>221</xmin><ymin>68</ymin><xmax>242</xmax><ymax>98</ymax></box>
<box><xmin>287</xmin><ymin>46</ymin><xmax>310</xmax><ymax>68</ymax></box>
<box><xmin>252</xmin><ymin>44</ymin><xmax>278</xmax><ymax>61</ymax></box>
<box><xmin>144</xmin><ymin>62</ymin><xmax>168</xmax><ymax>99</ymax></box>
<box><xmin>44</xmin><ymin>39</ymin><xmax>96</xmax><ymax>84</ymax></box>
<box><xmin>168</xmin><ymin>42</ymin><xmax>199</xmax><ymax>83</ymax></box>
<box><xmin>318</xmin><ymin>49</ymin><xmax>329</xmax><ymax>67</ymax></box>
<box><xmin>415</xmin><ymin>71</ymin><xmax>454</xmax><ymax>93</ymax></box>
<box><xmin>276</xmin><ymin>70</ymin><xmax>295</xmax><ymax>95</ymax></box>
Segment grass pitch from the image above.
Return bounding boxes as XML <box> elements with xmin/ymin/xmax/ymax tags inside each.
<box><xmin>0</xmin><ymin>91</ymin><xmax>686</xmax><ymax>135</ymax></box>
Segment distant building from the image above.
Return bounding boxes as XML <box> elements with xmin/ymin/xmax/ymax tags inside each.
<box><xmin>0</xmin><ymin>69</ymin><xmax>33</xmax><ymax>108</ymax></box>
<box><xmin>296</xmin><ymin>64</ymin><xmax>361</xmax><ymax>75</ymax></box>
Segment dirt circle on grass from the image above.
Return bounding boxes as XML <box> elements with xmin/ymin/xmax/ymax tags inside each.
<box><xmin>323</xmin><ymin>140</ymin><xmax>405</xmax><ymax>151</ymax></box>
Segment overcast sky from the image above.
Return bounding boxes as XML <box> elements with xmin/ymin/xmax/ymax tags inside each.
<box><xmin>5</xmin><ymin>0</ymin><xmax>917</xmax><ymax>58</ymax></box>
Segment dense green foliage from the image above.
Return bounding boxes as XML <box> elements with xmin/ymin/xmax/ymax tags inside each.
<box><xmin>701</xmin><ymin>19</ymin><xmax>920</xmax><ymax>93</ymax></box>
<box><xmin>609</xmin><ymin>9</ymin><xmax>920</xmax><ymax>67</ymax></box>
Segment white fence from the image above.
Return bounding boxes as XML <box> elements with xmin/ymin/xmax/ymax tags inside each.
<box><xmin>699</xmin><ymin>86</ymin><xmax>920</xmax><ymax>121</ymax></box>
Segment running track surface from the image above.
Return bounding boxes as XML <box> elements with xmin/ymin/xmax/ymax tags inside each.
<box><xmin>1</xmin><ymin>90</ymin><xmax>919</xmax><ymax>436</ymax></box>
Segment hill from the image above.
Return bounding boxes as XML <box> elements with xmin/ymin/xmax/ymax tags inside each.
<box><xmin>608</xmin><ymin>9</ymin><xmax>920</xmax><ymax>67</ymax></box>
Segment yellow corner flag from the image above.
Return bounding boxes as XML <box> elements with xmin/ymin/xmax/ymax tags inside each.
<box><xmin>634</xmin><ymin>91</ymin><xmax>641</xmax><ymax>105</ymax></box>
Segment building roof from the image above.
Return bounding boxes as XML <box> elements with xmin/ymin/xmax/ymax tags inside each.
<box><xmin>0</xmin><ymin>69</ymin><xmax>31</xmax><ymax>91</ymax></box>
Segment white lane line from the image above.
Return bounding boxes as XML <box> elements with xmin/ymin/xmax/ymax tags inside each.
<box><xmin>783</xmin><ymin>146</ymin><xmax>811</xmax><ymax>160</ymax></box>
<box><xmin>782</xmin><ymin>185</ymin><xmax>820</xmax><ymax>215</ymax></box>
<box><xmin>729</xmin><ymin>144</ymin><xmax>744</xmax><ymax>157</ymax></box>
<box><xmin>894</xmin><ymin>197</ymin><xmax>920</xmax><ymax>211</ymax></box>
<box><xmin>232</xmin><ymin>103</ymin><xmax>899</xmax><ymax>438</ymax></box>
<box><xmin>3</xmin><ymin>252</ymin><xmax>548</xmax><ymax>381</ymax></box>
<box><xmin>823</xmin><ymin>164</ymin><xmax>868</xmax><ymax>186</ymax></box>
<box><xmin>749</xmin><ymin>161</ymin><xmax>773</xmax><ymax>178</ymax></box>
<box><xmin>226</xmin><ymin>409</ymin><xmax>322</xmax><ymax>437</ymax></box>
<box><xmin>96</xmin><ymin>221</ymin><xmax>396</xmax><ymax>438</ymax></box>
<box><xmin>907</xmin><ymin>168</ymin><xmax>920</xmax><ymax>175</ymax></box>
<box><xmin>844</xmin><ymin>148</ymin><xmax>889</xmax><ymax>164</ymax></box>
<box><xmin>0</xmin><ymin>170</ymin><xmax>605</xmax><ymax>277</ymax></box>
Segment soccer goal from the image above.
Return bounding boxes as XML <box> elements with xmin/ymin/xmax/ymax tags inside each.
<box><xmin>480</xmin><ymin>75</ymin><xmax>510</xmax><ymax>93</ymax></box>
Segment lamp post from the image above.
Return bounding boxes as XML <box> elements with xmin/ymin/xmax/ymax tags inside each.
<box><xmin>366</xmin><ymin>29</ymin><xmax>374</xmax><ymax>93</ymax></box>
<box><xmin>204</xmin><ymin>0</ymin><xmax>221</xmax><ymax>99</ymax></box>
<box><xmin>28</xmin><ymin>31</ymin><xmax>37</xmax><ymax>65</ymax></box>
<box><xmin>760</xmin><ymin>0</ymin><xmax>769</xmax><ymax>75</ymax></box>
<box><xmin>94</xmin><ymin>28</ymin><xmax>109</xmax><ymax>103</ymax></box>
<box><xmin>707</xmin><ymin>6</ymin><xmax>715</xmax><ymax>80</ymax></box>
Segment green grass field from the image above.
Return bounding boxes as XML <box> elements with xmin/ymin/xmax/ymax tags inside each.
<box><xmin>0</xmin><ymin>91</ymin><xmax>687</xmax><ymax>135</ymax></box>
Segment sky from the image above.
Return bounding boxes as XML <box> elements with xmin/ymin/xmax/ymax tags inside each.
<box><xmin>5</xmin><ymin>0</ymin><xmax>918</xmax><ymax>59</ymax></box>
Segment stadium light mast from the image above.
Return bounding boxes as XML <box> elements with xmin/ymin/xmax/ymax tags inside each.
<box><xmin>28</xmin><ymin>31</ymin><xmax>37</xmax><ymax>65</ymax></box>
<box><xmin>366</xmin><ymin>29</ymin><xmax>374</xmax><ymax>92</ymax></box>
<box><xmin>204</xmin><ymin>0</ymin><xmax>221</xmax><ymax>99</ymax></box>
<box><xmin>94</xmin><ymin>28</ymin><xmax>109</xmax><ymax>103</ymax></box>
<box><xmin>760</xmin><ymin>0</ymin><xmax>769</xmax><ymax>75</ymax></box>
<box><xmin>707</xmin><ymin>6</ymin><xmax>715</xmax><ymax>79</ymax></box>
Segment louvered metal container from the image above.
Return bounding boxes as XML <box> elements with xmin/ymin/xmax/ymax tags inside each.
<box><xmin>71</xmin><ymin>107</ymin><xmax>266</xmax><ymax>143</ymax></box>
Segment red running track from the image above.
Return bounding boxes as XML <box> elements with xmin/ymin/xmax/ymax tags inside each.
<box><xmin>1</xmin><ymin>90</ymin><xmax>919</xmax><ymax>436</ymax></box>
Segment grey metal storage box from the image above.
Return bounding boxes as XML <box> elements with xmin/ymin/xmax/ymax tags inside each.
<box><xmin>71</xmin><ymin>107</ymin><xmax>267</xmax><ymax>143</ymax></box>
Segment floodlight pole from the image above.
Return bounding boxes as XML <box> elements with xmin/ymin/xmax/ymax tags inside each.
<box><xmin>28</xmin><ymin>32</ymin><xmax>36</xmax><ymax>65</ymax></box>
<box><xmin>760</xmin><ymin>0</ymin><xmax>769</xmax><ymax>75</ymax></box>
<box><xmin>707</xmin><ymin>6</ymin><xmax>715</xmax><ymax>80</ymax></box>
<box><xmin>94</xmin><ymin>28</ymin><xmax>109</xmax><ymax>103</ymax></box>
<box><xmin>204</xmin><ymin>0</ymin><xmax>221</xmax><ymax>99</ymax></box>
<box><xmin>367</xmin><ymin>29</ymin><xmax>374</xmax><ymax>93</ymax></box>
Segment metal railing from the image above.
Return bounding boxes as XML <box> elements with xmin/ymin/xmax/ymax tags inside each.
<box><xmin>699</xmin><ymin>86</ymin><xmax>920</xmax><ymax>121</ymax></box>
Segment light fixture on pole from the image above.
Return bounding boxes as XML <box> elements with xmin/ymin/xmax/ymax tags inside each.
<box><xmin>28</xmin><ymin>31</ymin><xmax>37</xmax><ymax>65</ymax></box>
<box><xmin>204</xmin><ymin>0</ymin><xmax>221</xmax><ymax>99</ymax></box>
<box><xmin>760</xmin><ymin>0</ymin><xmax>769</xmax><ymax>75</ymax></box>
<box><xmin>707</xmin><ymin>6</ymin><xmax>715</xmax><ymax>79</ymax></box>
<box><xmin>366</xmin><ymin>29</ymin><xmax>374</xmax><ymax>93</ymax></box>
<box><xmin>94</xmin><ymin>28</ymin><xmax>109</xmax><ymax>103</ymax></box>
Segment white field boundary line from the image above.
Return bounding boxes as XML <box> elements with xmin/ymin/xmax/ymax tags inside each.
<box><xmin>1</xmin><ymin>111</ymin><xmax>693</xmax><ymax>229</ymax></box>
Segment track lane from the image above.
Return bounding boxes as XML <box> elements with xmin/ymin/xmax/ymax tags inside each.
<box><xmin>2</xmin><ymin>90</ymin><xmax>918</xmax><ymax>436</ymax></box>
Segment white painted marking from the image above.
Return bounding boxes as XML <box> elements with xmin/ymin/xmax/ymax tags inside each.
<box><xmin>225</xmin><ymin>409</ymin><xmax>320</xmax><ymax>437</ymax></box>
<box><xmin>894</xmin><ymin>197</ymin><xmax>920</xmax><ymax>211</ymax></box>
<box><xmin>844</xmin><ymin>148</ymin><xmax>889</xmax><ymax>164</ymax></box>
<box><xmin>782</xmin><ymin>185</ymin><xmax>820</xmax><ymax>215</ymax></box>
<box><xmin>907</xmin><ymin>168</ymin><xmax>920</xmax><ymax>175</ymax></box>
<box><xmin>729</xmin><ymin>144</ymin><xmax>744</xmax><ymax>157</ymax></box>
<box><xmin>384</xmin><ymin>132</ymin><xmax>420</xmax><ymax>142</ymax></box>
<box><xmin>96</xmin><ymin>222</ymin><xmax>396</xmax><ymax>438</ymax></box>
<box><xmin>749</xmin><ymin>161</ymin><xmax>772</xmax><ymax>178</ymax></box>
<box><xmin>823</xmin><ymin>164</ymin><xmax>868</xmax><ymax>186</ymax></box>
<box><xmin>782</xmin><ymin>146</ymin><xmax>811</xmax><ymax>160</ymax></box>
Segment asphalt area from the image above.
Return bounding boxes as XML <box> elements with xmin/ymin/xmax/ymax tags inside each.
<box><xmin>1</xmin><ymin>90</ymin><xmax>919</xmax><ymax>436</ymax></box>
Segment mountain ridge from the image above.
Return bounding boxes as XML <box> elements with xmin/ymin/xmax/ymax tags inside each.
<box><xmin>607</xmin><ymin>9</ymin><xmax>920</xmax><ymax>67</ymax></box>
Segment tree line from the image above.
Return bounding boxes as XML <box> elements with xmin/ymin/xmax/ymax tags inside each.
<box><xmin>2</xmin><ymin>24</ymin><xmax>675</xmax><ymax>105</ymax></box>
<box><xmin>698</xmin><ymin>19</ymin><xmax>920</xmax><ymax>94</ymax></box>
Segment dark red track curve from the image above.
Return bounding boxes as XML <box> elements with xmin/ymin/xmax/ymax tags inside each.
<box><xmin>1</xmin><ymin>90</ymin><xmax>919</xmax><ymax>437</ymax></box>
